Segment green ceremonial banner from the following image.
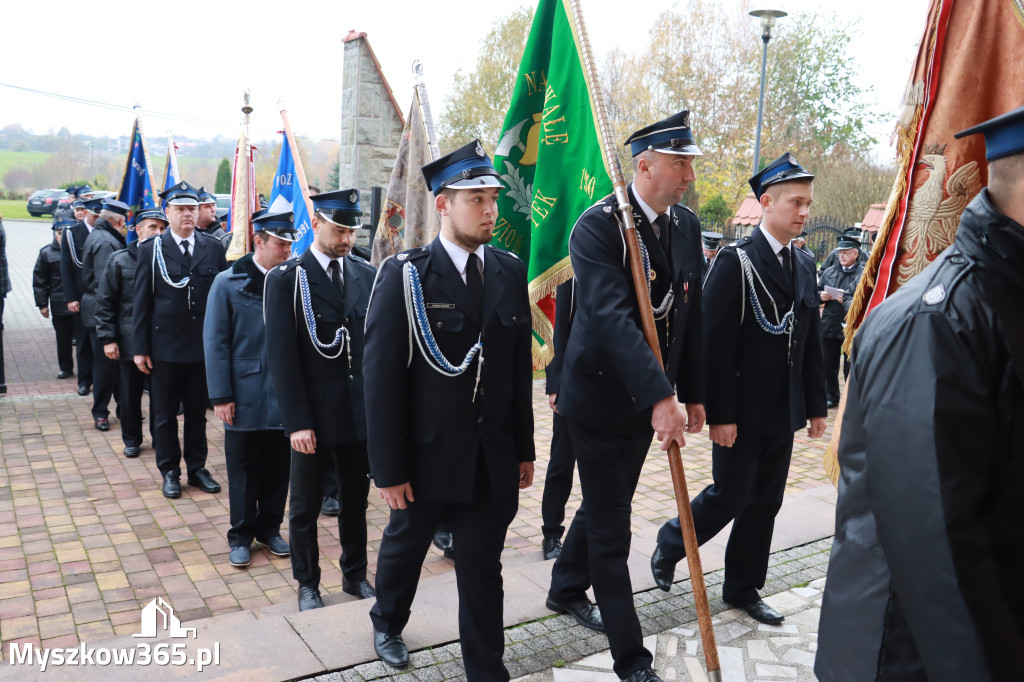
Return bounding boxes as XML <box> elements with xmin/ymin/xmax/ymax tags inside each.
<box><xmin>492</xmin><ymin>0</ymin><xmax>613</xmax><ymax>366</ymax></box>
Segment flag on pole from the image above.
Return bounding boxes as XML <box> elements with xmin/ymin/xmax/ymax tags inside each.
<box><xmin>825</xmin><ymin>0</ymin><xmax>1024</xmax><ymax>484</ymax></box>
<box><xmin>269</xmin><ymin>111</ymin><xmax>315</xmax><ymax>255</ymax></box>
<box><xmin>492</xmin><ymin>0</ymin><xmax>614</xmax><ymax>365</ymax></box>
<box><xmin>225</xmin><ymin>129</ymin><xmax>257</xmax><ymax>261</ymax></box>
<box><xmin>115</xmin><ymin>117</ymin><xmax>158</xmax><ymax>242</ymax></box>
<box><xmin>160</xmin><ymin>134</ymin><xmax>181</xmax><ymax>208</ymax></box>
<box><xmin>371</xmin><ymin>87</ymin><xmax>441</xmax><ymax>266</ymax></box>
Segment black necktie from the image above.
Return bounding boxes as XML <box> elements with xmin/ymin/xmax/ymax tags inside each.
<box><xmin>654</xmin><ymin>214</ymin><xmax>670</xmax><ymax>255</ymax></box>
<box><xmin>182</xmin><ymin>240</ymin><xmax>191</xmax><ymax>265</ymax></box>
<box><xmin>327</xmin><ymin>260</ymin><xmax>344</xmax><ymax>296</ymax></box>
<box><xmin>781</xmin><ymin>245</ymin><xmax>792</xmax><ymax>279</ymax></box>
<box><xmin>466</xmin><ymin>253</ymin><xmax>484</xmax><ymax>316</ymax></box>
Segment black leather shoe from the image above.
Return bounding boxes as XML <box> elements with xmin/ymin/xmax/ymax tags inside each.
<box><xmin>373</xmin><ymin>629</ymin><xmax>409</xmax><ymax>668</ymax></box>
<box><xmin>123</xmin><ymin>445</ymin><xmax>140</xmax><ymax>458</ymax></box>
<box><xmin>298</xmin><ymin>585</ymin><xmax>324</xmax><ymax>611</ymax></box>
<box><xmin>542</xmin><ymin>536</ymin><xmax>563</xmax><ymax>560</ymax></box>
<box><xmin>57</xmin><ymin>370</ymin><xmax>73</xmax><ymax>379</ymax></box>
<box><xmin>342</xmin><ymin>577</ymin><xmax>376</xmax><ymax>600</ymax></box>
<box><xmin>650</xmin><ymin>545</ymin><xmax>677</xmax><ymax>592</ymax></box>
<box><xmin>432</xmin><ymin>530</ymin><xmax>453</xmax><ymax>552</ymax></box>
<box><xmin>826</xmin><ymin>399</ymin><xmax>838</xmax><ymax>409</ymax></box>
<box><xmin>162</xmin><ymin>472</ymin><xmax>182</xmax><ymax>499</ymax></box>
<box><xmin>94</xmin><ymin>417</ymin><xmax>110</xmax><ymax>431</ymax></box>
<box><xmin>726</xmin><ymin>597</ymin><xmax>784</xmax><ymax>625</ymax></box>
<box><xmin>229</xmin><ymin>546</ymin><xmax>250</xmax><ymax>567</ymax></box>
<box><xmin>624</xmin><ymin>667</ymin><xmax>663</xmax><ymax>682</ymax></box>
<box><xmin>320</xmin><ymin>496</ymin><xmax>340</xmax><ymax>517</ymax></box>
<box><xmin>186</xmin><ymin>468</ymin><xmax>221</xmax><ymax>493</ymax></box>
<box><xmin>257</xmin><ymin>535</ymin><xmax>290</xmax><ymax>557</ymax></box>
<box><xmin>545</xmin><ymin>596</ymin><xmax>605</xmax><ymax>632</ymax></box>
<box><xmin>77</xmin><ymin>385</ymin><xmax>90</xmax><ymax>396</ymax></box>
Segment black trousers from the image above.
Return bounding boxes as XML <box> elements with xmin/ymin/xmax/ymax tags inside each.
<box><xmin>657</xmin><ymin>430</ymin><xmax>793</xmax><ymax>606</ymax></box>
<box><xmin>225</xmin><ymin>430</ymin><xmax>290</xmax><ymax>548</ymax></box>
<box><xmin>822</xmin><ymin>337</ymin><xmax>846</xmax><ymax>404</ymax></box>
<box><xmin>549</xmin><ymin>419</ymin><xmax>654</xmax><ymax>679</ymax></box>
<box><xmin>151</xmin><ymin>360</ymin><xmax>208</xmax><ymax>476</ymax></box>
<box><xmin>371</xmin><ymin>488</ymin><xmax>519</xmax><ymax>681</ymax></box>
<box><xmin>72</xmin><ymin>313</ymin><xmax>92</xmax><ymax>389</ymax></box>
<box><xmin>118</xmin><ymin>360</ymin><xmax>149</xmax><ymax>447</ymax></box>
<box><xmin>322</xmin><ymin>459</ymin><xmax>339</xmax><ymax>499</ymax></box>
<box><xmin>52</xmin><ymin>314</ymin><xmax>74</xmax><ymax>374</ymax></box>
<box><xmin>289</xmin><ymin>440</ymin><xmax>370</xmax><ymax>586</ymax></box>
<box><xmin>87</xmin><ymin>327</ymin><xmax>120</xmax><ymax>419</ymax></box>
<box><xmin>541</xmin><ymin>411</ymin><xmax>576</xmax><ymax>539</ymax></box>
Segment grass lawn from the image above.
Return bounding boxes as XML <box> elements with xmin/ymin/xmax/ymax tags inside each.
<box><xmin>0</xmin><ymin>199</ymin><xmax>51</xmax><ymax>221</ymax></box>
<box><xmin>0</xmin><ymin>150</ymin><xmax>48</xmax><ymax>185</ymax></box>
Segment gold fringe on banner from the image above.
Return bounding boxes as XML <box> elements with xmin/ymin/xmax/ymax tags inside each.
<box><xmin>527</xmin><ymin>256</ymin><xmax>573</xmax><ymax>367</ymax></box>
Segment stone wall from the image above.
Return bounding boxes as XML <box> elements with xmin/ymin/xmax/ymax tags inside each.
<box><xmin>339</xmin><ymin>33</ymin><xmax>404</xmax><ymax>214</ymax></box>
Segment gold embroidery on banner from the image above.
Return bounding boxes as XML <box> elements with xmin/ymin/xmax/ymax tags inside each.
<box><xmin>897</xmin><ymin>143</ymin><xmax>982</xmax><ymax>285</ymax></box>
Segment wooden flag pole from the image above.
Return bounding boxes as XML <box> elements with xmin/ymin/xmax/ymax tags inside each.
<box><xmin>279</xmin><ymin>108</ymin><xmax>315</xmax><ymax>221</ymax></box>
<box><xmin>565</xmin><ymin>0</ymin><xmax>721</xmax><ymax>678</ymax></box>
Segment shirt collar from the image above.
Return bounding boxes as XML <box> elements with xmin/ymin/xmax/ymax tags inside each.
<box><xmin>252</xmin><ymin>258</ymin><xmax>269</xmax><ymax>275</ymax></box>
<box><xmin>170</xmin><ymin>230</ymin><xmax>194</xmax><ymax>248</ymax></box>
<box><xmin>759</xmin><ymin>224</ymin><xmax>788</xmax><ymax>255</ymax></box>
<box><xmin>631</xmin><ymin>182</ymin><xmax>668</xmax><ymax>227</ymax></box>
<box><xmin>439</xmin><ymin>233</ymin><xmax>485</xmax><ymax>275</ymax></box>
<box><xmin>310</xmin><ymin>244</ymin><xmax>344</xmax><ymax>276</ymax></box>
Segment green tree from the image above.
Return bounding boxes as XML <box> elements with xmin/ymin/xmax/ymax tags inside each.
<box><xmin>215</xmin><ymin>158</ymin><xmax>231</xmax><ymax>193</ymax></box>
<box><xmin>699</xmin><ymin>194</ymin><xmax>732</xmax><ymax>224</ymax></box>
<box><xmin>438</xmin><ymin>7</ymin><xmax>534</xmax><ymax>154</ymax></box>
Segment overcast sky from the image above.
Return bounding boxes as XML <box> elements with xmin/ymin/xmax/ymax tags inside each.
<box><xmin>2</xmin><ymin>0</ymin><xmax>926</xmax><ymax>158</ymax></box>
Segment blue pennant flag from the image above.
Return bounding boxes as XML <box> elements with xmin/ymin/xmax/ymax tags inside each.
<box><xmin>161</xmin><ymin>134</ymin><xmax>181</xmax><ymax>209</ymax></box>
<box><xmin>269</xmin><ymin>131</ymin><xmax>312</xmax><ymax>254</ymax></box>
<box><xmin>116</xmin><ymin>118</ymin><xmax>157</xmax><ymax>242</ymax></box>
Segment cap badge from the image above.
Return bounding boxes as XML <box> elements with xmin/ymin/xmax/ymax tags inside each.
<box><xmin>922</xmin><ymin>283</ymin><xmax>946</xmax><ymax>305</ymax></box>
<box><xmin>603</xmin><ymin>205</ymin><xmax>612</xmax><ymax>213</ymax></box>
<box><xmin>475</xmin><ymin>142</ymin><xmax>485</xmax><ymax>157</ymax></box>
<box><xmin>787</xmin><ymin>153</ymin><xmax>798</xmax><ymax>165</ymax></box>
<box><xmin>179</xmin><ymin>182</ymin><xmax>187</xmax><ymax>190</ymax></box>
<box><xmin>349</xmin><ymin>193</ymin><xmax>357</xmax><ymax>203</ymax></box>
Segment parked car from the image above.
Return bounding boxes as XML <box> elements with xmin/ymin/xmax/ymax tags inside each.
<box><xmin>26</xmin><ymin>189</ymin><xmax>71</xmax><ymax>217</ymax></box>
<box><xmin>214</xmin><ymin>194</ymin><xmax>231</xmax><ymax>210</ymax></box>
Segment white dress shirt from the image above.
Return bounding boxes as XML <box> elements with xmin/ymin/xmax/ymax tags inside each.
<box><xmin>631</xmin><ymin>183</ymin><xmax>670</xmax><ymax>236</ymax></box>
<box><xmin>170</xmin><ymin>230</ymin><xmax>196</xmax><ymax>256</ymax></box>
<box><xmin>439</xmin><ymin>233</ymin><xmax>485</xmax><ymax>284</ymax></box>
<box><xmin>759</xmin><ymin>224</ymin><xmax>789</xmax><ymax>267</ymax></box>
<box><xmin>310</xmin><ymin>244</ymin><xmax>344</xmax><ymax>283</ymax></box>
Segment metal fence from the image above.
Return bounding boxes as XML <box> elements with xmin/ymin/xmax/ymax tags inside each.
<box><xmin>696</xmin><ymin>215</ymin><xmax>847</xmax><ymax>265</ymax></box>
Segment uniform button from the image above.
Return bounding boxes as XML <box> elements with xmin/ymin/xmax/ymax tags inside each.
<box><xmin>348</xmin><ymin>375</ymin><xmax>354</xmax><ymax>382</ymax></box>
<box><xmin>511</xmin><ymin>315</ymin><xmax>517</xmax><ymax>322</ymax></box>
<box><xmin>477</xmin><ymin>415</ymin><xmax>484</xmax><ymax>423</ymax></box>
<box><xmin>344</xmin><ymin>318</ymin><xmax>350</xmax><ymax>325</ymax></box>
<box><xmin>478</xmin><ymin>388</ymin><xmax>485</xmax><ymax>397</ymax></box>
<box><xmin>316</xmin><ymin>313</ymin><xmax>322</xmax><ymax>319</ymax></box>
<box><xmin>436</xmin><ymin>321</ymin><xmax>444</xmax><ymax>329</ymax></box>
<box><xmin>597</xmin><ymin>370</ymin><xmax>604</xmax><ymax>376</ymax></box>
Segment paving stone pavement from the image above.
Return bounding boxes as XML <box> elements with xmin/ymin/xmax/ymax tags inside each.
<box><xmin>0</xmin><ymin>219</ymin><xmax>839</xmax><ymax>669</ymax></box>
<box><xmin>312</xmin><ymin>538</ymin><xmax>832</xmax><ymax>681</ymax></box>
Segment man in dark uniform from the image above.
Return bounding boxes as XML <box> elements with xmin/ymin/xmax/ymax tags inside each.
<box><xmin>816</xmin><ymin>237</ymin><xmax>863</xmax><ymax>407</ymax></box>
<box><xmin>539</xmin><ymin>279</ymin><xmax>576</xmax><ymax>561</ymax></box>
<box><xmin>33</xmin><ymin>218</ymin><xmax>76</xmax><ymax>379</ymax></box>
<box><xmin>701</xmin><ymin>230</ymin><xmax>723</xmax><ymax>282</ymax></box>
<box><xmin>264</xmin><ymin>189</ymin><xmax>376</xmax><ymax>610</ymax></box>
<box><xmin>820</xmin><ymin>227</ymin><xmax>868</xmax><ymax>272</ymax></box>
<box><xmin>133</xmin><ymin>181</ymin><xmax>226</xmax><ymax>498</ymax></box>
<box><xmin>364</xmin><ymin>140</ymin><xmax>535</xmax><ymax>679</ymax></box>
<box><xmin>817</xmin><ymin>105</ymin><xmax>1024</xmax><ymax>682</ymax></box>
<box><xmin>548</xmin><ymin>111</ymin><xmax>706</xmax><ymax>682</ymax></box>
<box><xmin>81</xmin><ymin>198</ymin><xmax>129</xmax><ymax>431</ymax></box>
<box><xmin>196</xmin><ymin>188</ymin><xmax>226</xmax><ymax>239</ymax></box>
<box><xmin>95</xmin><ymin>209</ymin><xmax>167</xmax><ymax>458</ymax></box>
<box><xmin>206</xmin><ymin>211</ymin><xmax>297</xmax><ymax>568</ymax></box>
<box><xmin>61</xmin><ymin>196</ymin><xmax>101</xmax><ymax>396</ymax></box>
<box><xmin>651</xmin><ymin>153</ymin><xmax>827</xmax><ymax>627</ymax></box>
<box><xmin>51</xmin><ymin>185</ymin><xmax>79</xmax><ymax>225</ymax></box>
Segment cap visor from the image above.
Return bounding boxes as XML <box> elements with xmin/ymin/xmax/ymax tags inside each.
<box><xmin>655</xmin><ymin>145</ymin><xmax>703</xmax><ymax>157</ymax></box>
<box><xmin>446</xmin><ymin>177</ymin><xmax>505</xmax><ymax>190</ymax></box>
<box><xmin>166</xmin><ymin>198</ymin><xmax>199</xmax><ymax>206</ymax></box>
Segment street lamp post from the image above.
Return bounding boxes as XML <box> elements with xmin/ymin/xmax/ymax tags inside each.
<box><xmin>750</xmin><ymin>9</ymin><xmax>787</xmax><ymax>176</ymax></box>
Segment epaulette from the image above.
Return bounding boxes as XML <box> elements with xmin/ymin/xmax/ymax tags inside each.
<box><xmin>348</xmin><ymin>252</ymin><xmax>373</xmax><ymax>268</ymax></box>
<box><xmin>275</xmin><ymin>256</ymin><xmax>302</xmax><ymax>273</ymax></box>
<box><xmin>678</xmin><ymin>204</ymin><xmax>698</xmax><ymax>217</ymax></box>
<box><xmin>138</xmin><ymin>234</ymin><xmax>157</xmax><ymax>245</ymax></box>
<box><xmin>722</xmin><ymin>236</ymin><xmax>752</xmax><ymax>252</ymax></box>
<box><xmin>394</xmin><ymin>247</ymin><xmax>429</xmax><ymax>264</ymax></box>
<box><xmin>195</xmin><ymin>231</ymin><xmax>221</xmax><ymax>242</ymax></box>
<box><xmin>487</xmin><ymin>245</ymin><xmax>521</xmax><ymax>261</ymax></box>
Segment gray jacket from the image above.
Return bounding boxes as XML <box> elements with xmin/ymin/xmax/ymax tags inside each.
<box><xmin>203</xmin><ymin>254</ymin><xmax>283</xmax><ymax>431</ymax></box>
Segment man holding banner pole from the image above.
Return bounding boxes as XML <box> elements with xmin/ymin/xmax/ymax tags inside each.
<box><xmin>547</xmin><ymin>111</ymin><xmax>706</xmax><ymax>682</ymax></box>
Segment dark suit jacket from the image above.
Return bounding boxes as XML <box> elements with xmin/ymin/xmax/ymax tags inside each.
<box><xmin>94</xmin><ymin>242</ymin><xmax>139</xmax><ymax>358</ymax></box>
<box><xmin>557</xmin><ymin>186</ymin><xmax>705</xmax><ymax>433</ymax></box>
<box><xmin>703</xmin><ymin>226</ymin><xmax>826</xmax><ymax>434</ymax></box>
<box><xmin>80</xmin><ymin>220</ymin><xmax>126</xmax><ymax>328</ymax></box>
<box><xmin>264</xmin><ymin>247</ymin><xmax>374</xmax><ymax>443</ymax></box>
<box><xmin>363</xmin><ymin>239</ymin><xmax>536</xmax><ymax>503</ymax></box>
<box><xmin>33</xmin><ymin>241</ymin><xmax>69</xmax><ymax>315</ymax></box>
<box><xmin>544</xmin><ymin>279</ymin><xmax>575</xmax><ymax>395</ymax></box>
<box><xmin>59</xmin><ymin>220</ymin><xmax>90</xmax><ymax>303</ymax></box>
<box><xmin>132</xmin><ymin>230</ymin><xmax>228</xmax><ymax>363</ymax></box>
